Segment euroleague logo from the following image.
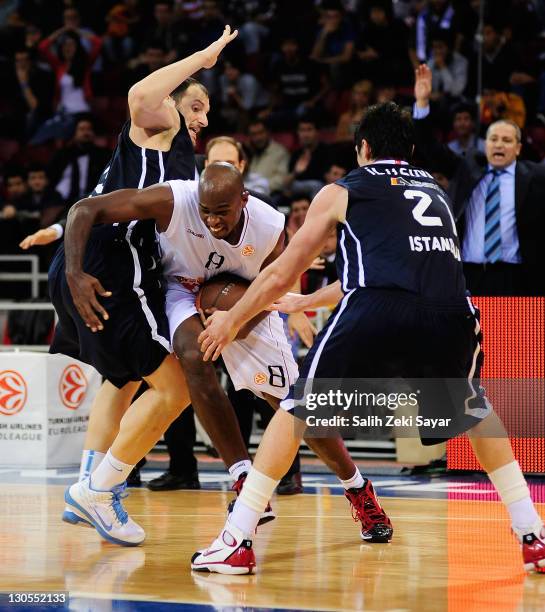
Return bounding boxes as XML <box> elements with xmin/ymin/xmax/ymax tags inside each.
<box><xmin>0</xmin><ymin>370</ymin><xmax>27</xmax><ymax>416</ymax></box>
<box><xmin>59</xmin><ymin>364</ymin><xmax>88</xmax><ymax>410</ymax></box>
<box><xmin>242</xmin><ymin>245</ymin><xmax>255</xmax><ymax>257</ymax></box>
<box><xmin>254</xmin><ymin>372</ymin><xmax>267</xmax><ymax>385</ymax></box>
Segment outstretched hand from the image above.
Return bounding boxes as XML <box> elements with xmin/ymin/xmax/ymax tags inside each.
<box><xmin>198</xmin><ymin>310</ymin><xmax>238</xmax><ymax>361</ymax></box>
<box><xmin>19</xmin><ymin>227</ymin><xmax>59</xmax><ymax>250</ymax></box>
<box><xmin>201</xmin><ymin>25</ymin><xmax>238</xmax><ymax>70</ymax></box>
<box><xmin>66</xmin><ymin>271</ymin><xmax>111</xmax><ymax>332</ymax></box>
<box><xmin>414</xmin><ymin>64</ymin><xmax>432</xmax><ymax>106</ymax></box>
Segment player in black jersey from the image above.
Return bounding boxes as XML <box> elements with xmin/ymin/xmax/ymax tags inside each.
<box><xmin>48</xmin><ymin>27</ymin><xmax>256</xmax><ymax>546</ymax></box>
<box><xmin>195</xmin><ymin>102</ymin><xmax>545</xmax><ymax>575</ymax></box>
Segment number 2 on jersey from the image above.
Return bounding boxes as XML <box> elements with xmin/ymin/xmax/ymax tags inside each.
<box><xmin>404</xmin><ymin>189</ymin><xmax>443</xmax><ymax>227</ymax></box>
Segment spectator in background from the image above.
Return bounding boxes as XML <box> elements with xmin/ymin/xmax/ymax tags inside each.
<box><xmin>25</xmin><ymin>165</ymin><xmax>65</xmax><ymax>228</ymax></box>
<box><xmin>246</xmin><ymin>119</ymin><xmax>290</xmax><ymax>196</ymax></box>
<box><xmin>204</xmin><ymin>135</ymin><xmax>271</xmax><ymax>197</ymax></box>
<box><xmin>285</xmin><ymin>116</ymin><xmax>331</xmax><ymax>199</ymax></box>
<box><xmin>480</xmin><ymin>21</ymin><xmax>518</xmax><ymax>93</ymax></box>
<box><xmin>263</xmin><ymin>36</ymin><xmax>327</xmax><ymax>130</ymax></box>
<box><xmin>218</xmin><ymin>59</ymin><xmax>269</xmax><ymax>131</ymax></box>
<box><xmin>143</xmin><ymin>1</ymin><xmax>185</xmax><ymax>64</ymax></box>
<box><xmin>48</xmin><ymin>116</ymin><xmax>110</xmax><ymax>206</ymax></box>
<box><xmin>414</xmin><ymin>64</ymin><xmax>545</xmax><ymax>297</ymax></box>
<box><xmin>324</xmin><ymin>162</ymin><xmax>347</xmax><ymax>184</ymax></box>
<box><xmin>32</xmin><ymin>25</ymin><xmax>102</xmax><ymax>143</ymax></box>
<box><xmin>0</xmin><ymin>169</ymin><xmax>31</xmax><ymax>256</ymax></box>
<box><xmin>61</xmin><ymin>6</ymin><xmax>98</xmax><ymax>55</ymax></box>
<box><xmin>125</xmin><ymin>42</ymin><xmax>166</xmax><ymax>89</ymax></box>
<box><xmin>480</xmin><ymin>89</ymin><xmax>526</xmax><ymax>130</ymax></box>
<box><xmin>447</xmin><ymin>104</ymin><xmax>485</xmax><ymax>157</ymax></box>
<box><xmin>102</xmin><ymin>4</ymin><xmax>135</xmax><ymax>66</ymax></box>
<box><xmin>303</xmin><ymin>226</ymin><xmax>338</xmax><ymax>294</ymax></box>
<box><xmin>412</xmin><ymin>0</ymin><xmax>459</xmax><ymax>66</ymax></box>
<box><xmin>7</xmin><ymin>48</ymin><xmax>55</xmax><ymax>141</ymax></box>
<box><xmin>311</xmin><ymin>0</ymin><xmax>355</xmax><ymax>88</ymax></box>
<box><xmin>335</xmin><ymin>80</ymin><xmax>373</xmax><ymax>142</ymax></box>
<box><xmin>285</xmin><ymin>194</ymin><xmax>310</xmax><ymax>241</ymax></box>
<box><xmin>225</xmin><ymin>0</ymin><xmax>274</xmax><ymax>57</ymax></box>
<box><xmin>1</xmin><ymin>169</ymin><xmax>28</xmax><ymax>220</ymax></box>
<box><xmin>427</xmin><ymin>30</ymin><xmax>467</xmax><ymax>103</ymax></box>
<box><xmin>355</xmin><ymin>0</ymin><xmax>411</xmax><ymax>87</ymax></box>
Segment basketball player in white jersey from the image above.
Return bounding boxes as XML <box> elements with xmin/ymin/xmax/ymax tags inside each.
<box><xmin>63</xmin><ymin>162</ymin><xmax>392</xmax><ymax>546</ymax></box>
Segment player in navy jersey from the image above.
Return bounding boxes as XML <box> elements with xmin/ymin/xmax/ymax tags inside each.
<box><xmin>48</xmin><ymin>27</ymin><xmax>251</xmax><ymax>545</ymax></box>
<box><xmin>196</xmin><ymin>102</ymin><xmax>545</xmax><ymax>575</ymax></box>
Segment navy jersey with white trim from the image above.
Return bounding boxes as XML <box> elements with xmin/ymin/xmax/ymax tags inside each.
<box><xmin>335</xmin><ymin>161</ymin><xmax>466</xmax><ymax>299</ymax></box>
<box><xmin>80</xmin><ymin>114</ymin><xmax>195</xmax><ymax>291</ymax></box>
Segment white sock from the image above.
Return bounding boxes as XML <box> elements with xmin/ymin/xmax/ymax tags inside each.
<box><xmin>90</xmin><ymin>449</ymin><xmax>134</xmax><ymax>491</ymax></box>
<box><xmin>78</xmin><ymin>450</ymin><xmax>105</xmax><ymax>481</ymax></box>
<box><xmin>229</xmin><ymin>468</ymin><xmax>278</xmax><ymax>535</ymax></box>
<box><xmin>340</xmin><ymin>467</ymin><xmax>365</xmax><ymax>490</ymax></box>
<box><xmin>228</xmin><ymin>459</ymin><xmax>252</xmax><ymax>483</ymax></box>
<box><xmin>488</xmin><ymin>461</ymin><xmax>541</xmax><ymax>531</ymax></box>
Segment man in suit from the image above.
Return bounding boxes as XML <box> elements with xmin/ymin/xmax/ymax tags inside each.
<box><xmin>413</xmin><ymin>64</ymin><xmax>545</xmax><ymax>296</ymax></box>
<box><xmin>48</xmin><ymin>116</ymin><xmax>111</xmax><ymax>207</ymax></box>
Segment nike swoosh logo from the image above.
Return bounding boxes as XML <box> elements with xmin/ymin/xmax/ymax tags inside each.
<box><xmin>92</xmin><ymin>505</ymin><xmax>113</xmax><ymax>531</ymax></box>
<box><xmin>108</xmin><ymin>459</ymin><xmax>123</xmax><ymax>472</ymax></box>
<box><xmin>202</xmin><ymin>549</ymin><xmax>222</xmax><ymax>557</ymax></box>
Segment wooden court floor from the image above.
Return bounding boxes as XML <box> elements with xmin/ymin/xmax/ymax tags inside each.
<box><xmin>1</xmin><ymin>484</ymin><xmax>544</xmax><ymax>612</ymax></box>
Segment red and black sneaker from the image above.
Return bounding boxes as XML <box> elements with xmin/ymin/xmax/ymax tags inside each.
<box><xmin>344</xmin><ymin>479</ymin><xmax>393</xmax><ymax>543</ymax></box>
<box><xmin>516</xmin><ymin>522</ymin><xmax>545</xmax><ymax>573</ymax></box>
<box><xmin>227</xmin><ymin>472</ymin><xmax>276</xmax><ymax>527</ymax></box>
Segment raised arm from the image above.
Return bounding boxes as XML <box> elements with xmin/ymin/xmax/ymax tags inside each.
<box><xmin>198</xmin><ymin>183</ymin><xmax>345</xmax><ymax>360</ymax></box>
<box><xmin>64</xmin><ymin>184</ymin><xmax>173</xmax><ymax>331</ymax></box>
<box><xmin>128</xmin><ymin>25</ymin><xmax>237</xmax><ymax>130</ymax></box>
<box><xmin>413</xmin><ymin>64</ymin><xmax>460</xmax><ymax>178</ymax></box>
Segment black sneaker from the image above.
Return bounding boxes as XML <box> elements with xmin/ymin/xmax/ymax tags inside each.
<box><xmin>127</xmin><ymin>466</ymin><xmax>142</xmax><ymax>487</ymax></box>
<box><xmin>277</xmin><ymin>472</ymin><xmax>303</xmax><ymax>495</ymax></box>
<box><xmin>147</xmin><ymin>471</ymin><xmax>200</xmax><ymax>491</ymax></box>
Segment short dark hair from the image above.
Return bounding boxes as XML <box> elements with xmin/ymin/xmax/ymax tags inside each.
<box><xmin>248</xmin><ymin>117</ymin><xmax>268</xmax><ymax>131</ymax></box>
<box><xmin>452</xmin><ymin>102</ymin><xmax>476</xmax><ymax>118</ymax></box>
<box><xmin>291</xmin><ymin>193</ymin><xmax>311</xmax><ymax>204</ymax></box>
<box><xmin>5</xmin><ymin>167</ymin><xmax>25</xmax><ymax>182</ymax></box>
<box><xmin>170</xmin><ymin>77</ymin><xmax>208</xmax><ymax>102</ymax></box>
<box><xmin>355</xmin><ymin>102</ymin><xmax>414</xmax><ymax>161</ymax></box>
<box><xmin>297</xmin><ymin>114</ymin><xmax>319</xmax><ymax>129</ymax></box>
<box><xmin>27</xmin><ymin>163</ymin><xmax>47</xmax><ymax>176</ymax></box>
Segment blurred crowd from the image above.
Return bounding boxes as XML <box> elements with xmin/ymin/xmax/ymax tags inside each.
<box><xmin>1</xmin><ymin>0</ymin><xmax>545</xmax><ymax>298</ymax></box>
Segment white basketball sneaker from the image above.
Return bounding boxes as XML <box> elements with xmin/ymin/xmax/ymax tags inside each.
<box><xmin>65</xmin><ymin>478</ymin><xmax>145</xmax><ymax>546</ymax></box>
<box><xmin>62</xmin><ymin>505</ymin><xmax>91</xmax><ymax>527</ymax></box>
<box><xmin>191</xmin><ymin>521</ymin><xmax>256</xmax><ymax>575</ymax></box>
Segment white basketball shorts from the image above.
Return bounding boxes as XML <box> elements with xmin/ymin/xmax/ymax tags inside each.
<box><xmin>165</xmin><ymin>284</ymin><xmax>299</xmax><ymax>399</ymax></box>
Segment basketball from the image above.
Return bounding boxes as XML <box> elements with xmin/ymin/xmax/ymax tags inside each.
<box><xmin>196</xmin><ymin>273</ymin><xmax>250</xmax><ymax>316</ymax></box>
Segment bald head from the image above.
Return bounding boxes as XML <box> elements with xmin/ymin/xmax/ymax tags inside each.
<box><xmin>197</xmin><ymin>162</ymin><xmax>248</xmax><ymax>242</ymax></box>
<box><xmin>199</xmin><ymin>162</ymin><xmax>243</xmax><ymax>204</ymax></box>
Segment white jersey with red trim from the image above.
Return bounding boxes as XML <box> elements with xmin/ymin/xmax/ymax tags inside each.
<box><xmin>160</xmin><ymin>179</ymin><xmax>285</xmax><ymax>293</ymax></box>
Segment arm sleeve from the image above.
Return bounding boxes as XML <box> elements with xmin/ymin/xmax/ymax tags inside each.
<box><xmin>412</xmin><ymin>109</ymin><xmax>461</xmax><ymax>178</ymax></box>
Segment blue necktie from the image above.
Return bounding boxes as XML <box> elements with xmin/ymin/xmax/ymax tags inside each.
<box><xmin>484</xmin><ymin>169</ymin><xmax>503</xmax><ymax>263</ymax></box>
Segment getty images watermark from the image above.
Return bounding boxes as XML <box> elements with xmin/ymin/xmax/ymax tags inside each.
<box><xmin>290</xmin><ymin>378</ymin><xmax>544</xmax><ymax>440</ymax></box>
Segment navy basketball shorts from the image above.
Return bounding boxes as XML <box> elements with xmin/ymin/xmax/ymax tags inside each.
<box><xmin>281</xmin><ymin>287</ymin><xmax>491</xmax><ymax>445</ymax></box>
<box><xmin>48</xmin><ymin>240</ymin><xmax>170</xmax><ymax>389</ymax></box>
